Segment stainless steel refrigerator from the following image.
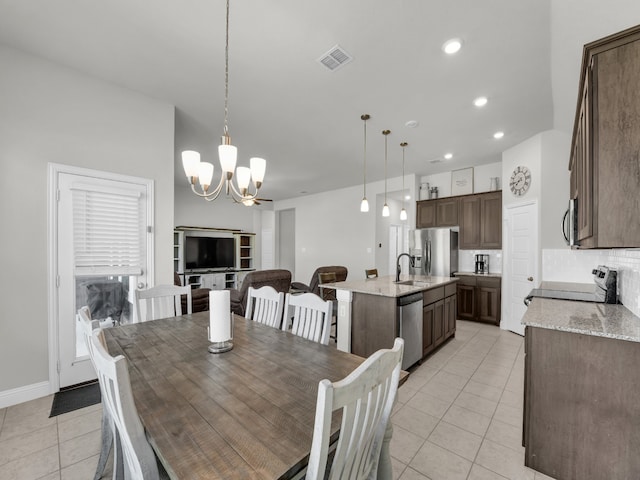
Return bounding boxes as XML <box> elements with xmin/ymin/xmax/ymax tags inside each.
<box><xmin>408</xmin><ymin>228</ymin><xmax>459</xmax><ymax>277</ymax></box>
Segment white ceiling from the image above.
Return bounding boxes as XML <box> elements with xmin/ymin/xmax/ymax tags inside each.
<box><xmin>0</xmin><ymin>1</ymin><xmax>637</xmax><ymax>201</ymax></box>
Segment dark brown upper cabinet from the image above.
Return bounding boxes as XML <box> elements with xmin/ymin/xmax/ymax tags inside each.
<box><xmin>416</xmin><ymin>197</ymin><xmax>459</xmax><ymax>228</ymax></box>
<box><xmin>459</xmin><ymin>191</ymin><xmax>502</xmax><ymax>249</ymax></box>
<box><xmin>570</xmin><ymin>25</ymin><xmax>640</xmax><ymax>248</ymax></box>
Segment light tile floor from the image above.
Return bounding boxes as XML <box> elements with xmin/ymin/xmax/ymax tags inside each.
<box><xmin>0</xmin><ymin>320</ymin><xmax>556</xmax><ymax>480</ymax></box>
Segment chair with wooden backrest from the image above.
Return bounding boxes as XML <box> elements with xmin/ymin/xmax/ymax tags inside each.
<box><xmin>365</xmin><ymin>268</ymin><xmax>378</xmax><ymax>279</ymax></box>
<box><xmin>283</xmin><ymin>292</ymin><xmax>332</xmax><ymax>345</ymax></box>
<box><xmin>306</xmin><ymin>337</ymin><xmax>404</xmax><ymax>480</ymax></box>
<box><xmin>134</xmin><ymin>284</ymin><xmax>192</xmax><ymax>322</ymax></box>
<box><xmin>245</xmin><ymin>286</ymin><xmax>285</xmax><ymax>329</ymax></box>
<box><xmin>89</xmin><ymin>333</ymin><xmax>162</xmax><ymax>480</ymax></box>
<box><xmin>318</xmin><ymin>272</ymin><xmax>338</xmax><ymax>342</ymax></box>
<box><xmin>290</xmin><ymin>266</ymin><xmax>348</xmax><ymax>296</ymax></box>
<box><xmin>78</xmin><ymin>306</ymin><xmax>122</xmax><ymax>480</ymax></box>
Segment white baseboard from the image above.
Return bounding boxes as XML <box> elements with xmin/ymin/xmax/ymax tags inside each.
<box><xmin>0</xmin><ymin>381</ymin><xmax>52</xmax><ymax>409</ymax></box>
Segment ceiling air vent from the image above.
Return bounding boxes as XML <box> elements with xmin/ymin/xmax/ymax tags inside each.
<box><xmin>317</xmin><ymin>45</ymin><xmax>353</xmax><ymax>71</ymax></box>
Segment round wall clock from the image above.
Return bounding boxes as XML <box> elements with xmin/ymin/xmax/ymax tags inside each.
<box><xmin>509</xmin><ymin>165</ymin><xmax>531</xmax><ymax>197</ymax></box>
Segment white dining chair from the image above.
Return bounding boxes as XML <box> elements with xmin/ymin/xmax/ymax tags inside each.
<box><xmin>89</xmin><ymin>333</ymin><xmax>163</xmax><ymax>480</ymax></box>
<box><xmin>135</xmin><ymin>284</ymin><xmax>192</xmax><ymax>322</ymax></box>
<box><xmin>306</xmin><ymin>337</ymin><xmax>404</xmax><ymax>480</ymax></box>
<box><xmin>283</xmin><ymin>292</ymin><xmax>332</xmax><ymax>345</ymax></box>
<box><xmin>245</xmin><ymin>286</ymin><xmax>285</xmax><ymax>329</ymax></box>
<box><xmin>78</xmin><ymin>307</ymin><xmax>123</xmax><ymax>480</ymax></box>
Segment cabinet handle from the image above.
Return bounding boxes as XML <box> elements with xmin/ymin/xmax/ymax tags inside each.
<box><xmin>527</xmin><ymin>277</ymin><xmax>533</xmax><ymax>282</ymax></box>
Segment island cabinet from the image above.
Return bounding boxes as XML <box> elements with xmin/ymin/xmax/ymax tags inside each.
<box><xmin>524</xmin><ymin>326</ymin><xmax>640</xmax><ymax>479</ymax></box>
<box><xmin>349</xmin><ymin>281</ymin><xmax>457</xmax><ymax>362</ymax></box>
<box><xmin>456</xmin><ymin>275</ymin><xmax>501</xmax><ymax>325</ymax></box>
<box><xmin>458</xmin><ymin>191</ymin><xmax>502</xmax><ymax>249</ymax></box>
<box><xmin>416</xmin><ymin>197</ymin><xmax>459</xmax><ymax>228</ymax></box>
<box><xmin>569</xmin><ymin>25</ymin><xmax>640</xmax><ymax>248</ymax></box>
<box><xmin>423</xmin><ymin>284</ymin><xmax>456</xmax><ymax>357</ymax></box>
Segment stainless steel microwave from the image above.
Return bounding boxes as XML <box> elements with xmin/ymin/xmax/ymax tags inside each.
<box><xmin>562</xmin><ymin>198</ymin><xmax>578</xmax><ymax>246</ymax></box>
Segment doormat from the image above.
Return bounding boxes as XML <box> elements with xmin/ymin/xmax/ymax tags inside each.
<box><xmin>49</xmin><ymin>381</ymin><xmax>101</xmax><ymax>417</ymax></box>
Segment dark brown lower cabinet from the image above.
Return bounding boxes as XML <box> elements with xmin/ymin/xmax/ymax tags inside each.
<box><xmin>444</xmin><ymin>294</ymin><xmax>456</xmax><ymax>338</ymax></box>
<box><xmin>524</xmin><ymin>326</ymin><xmax>640</xmax><ymax>479</ymax></box>
<box><xmin>456</xmin><ymin>283</ymin><xmax>476</xmax><ymax>321</ymax></box>
<box><xmin>423</xmin><ymin>284</ymin><xmax>456</xmax><ymax>357</ymax></box>
<box><xmin>456</xmin><ymin>275</ymin><xmax>501</xmax><ymax>325</ymax></box>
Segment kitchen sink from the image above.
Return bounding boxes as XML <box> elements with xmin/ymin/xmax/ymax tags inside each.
<box><xmin>395</xmin><ymin>280</ymin><xmax>430</xmax><ymax>287</ymax></box>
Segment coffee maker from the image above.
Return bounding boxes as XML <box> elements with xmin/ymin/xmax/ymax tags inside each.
<box><xmin>475</xmin><ymin>254</ymin><xmax>489</xmax><ymax>274</ymax></box>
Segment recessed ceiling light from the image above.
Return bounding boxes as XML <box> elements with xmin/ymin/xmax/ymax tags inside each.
<box><xmin>474</xmin><ymin>96</ymin><xmax>488</xmax><ymax>107</ymax></box>
<box><xmin>442</xmin><ymin>38</ymin><xmax>462</xmax><ymax>55</ymax></box>
<box><xmin>444</xmin><ymin>153</ymin><xmax>453</xmax><ymax>160</ymax></box>
<box><xmin>493</xmin><ymin>131</ymin><xmax>504</xmax><ymax>139</ymax></box>
<box><xmin>405</xmin><ymin>120</ymin><xmax>419</xmax><ymax>128</ymax></box>
<box><xmin>405</xmin><ymin>195</ymin><xmax>411</xmax><ymax>200</ymax></box>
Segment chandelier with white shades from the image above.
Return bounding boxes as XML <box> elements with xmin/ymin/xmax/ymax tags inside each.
<box><xmin>181</xmin><ymin>0</ymin><xmax>266</xmax><ymax>206</ymax></box>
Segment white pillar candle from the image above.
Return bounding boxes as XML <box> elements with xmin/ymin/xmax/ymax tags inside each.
<box><xmin>209</xmin><ymin>290</ymin><xmax>231</xmax><ymax>342</ymax></box>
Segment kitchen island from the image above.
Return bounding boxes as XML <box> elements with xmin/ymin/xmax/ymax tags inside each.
<box><xmin>324</xmin><ymin>275</ymin><xmax>458</xmax><ymax>368</ymax></box>
<box><xmin>522</xmin><ymin>295</ymin><xmax>640</xmax><ymax>480</ymax></box>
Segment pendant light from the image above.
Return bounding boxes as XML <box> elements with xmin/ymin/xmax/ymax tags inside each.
<box><xmin>181</xmin><ymin>0</ymin><xmax>266</xmax><ymax>205</ymax></box>
<box><xmin>400</xmin><ymin>142</ymin><xmax>408</xmax><ymax>221</ymax></box>
<box><xmin>381</xmin><ymin>129</ymin><xmax>391</xmax><ymax>217</ymax></box>
<box><xmin>360</xmin><ymin>114</ymin><xmax>370</xmax><ymax>212</ymax></box>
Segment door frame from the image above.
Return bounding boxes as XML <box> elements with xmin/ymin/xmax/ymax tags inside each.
<box><xmin>47</xmin><ymin>163</ymin><xmax>154</xmax><ymax>392</ymax></box>
<box><xmin>502</xmin><ymin>199</ymin><xmax>539</xmax><ymax>334</ymax></box>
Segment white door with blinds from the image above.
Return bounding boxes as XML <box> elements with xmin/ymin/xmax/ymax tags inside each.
<box><xmin>55</xmin><ymin>168</ymin><xmax>152</xmax><ymax>388</ymax></box>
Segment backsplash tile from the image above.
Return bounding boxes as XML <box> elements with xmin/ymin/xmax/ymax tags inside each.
<box><xmin>542</xmin><ymin>249</ymin><xmax>640</xmax><ymax>317</ymax></box>
<box><xmin>459</xmin><ymin>250</ymin><xmax>502</xmax><ymax>275</ymax></box>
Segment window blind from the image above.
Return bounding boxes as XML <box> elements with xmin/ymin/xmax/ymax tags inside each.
<box><xmin>72</xmin><ymin>184</ymin><xmax>145</xmax><ymax>276</ymax></box>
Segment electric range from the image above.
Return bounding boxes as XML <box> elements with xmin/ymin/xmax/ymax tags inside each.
<box><xmin>524</xmin><ymin>265</ymin><xmax>618</xmax><ymax>306</ymax></box>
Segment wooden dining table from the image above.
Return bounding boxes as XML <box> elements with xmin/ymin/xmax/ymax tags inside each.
<box><xmin>103</xmin><ymin>311</ymin><xmax>404</xmax><ymax>479</ymax></box>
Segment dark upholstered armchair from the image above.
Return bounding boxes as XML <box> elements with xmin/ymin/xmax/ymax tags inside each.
<box><xmin>290</xmin><ymin>266</ymin><xmax>348</xmax><ymax>296</ymax></box>
<box><xmin>174</xmin><ymin>272</ymin><xmax>210</xmax><ymax>313</ymax></box>
<box><xmin>229</xmin><ymin>269</ymin><xmax>292</xmax><ymax>316</ymax></box>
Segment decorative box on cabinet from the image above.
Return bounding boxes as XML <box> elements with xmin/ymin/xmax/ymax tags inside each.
<box><xmin>456</xmin><ymin>275</ymin><xmax>501</xmax><ymax>325</ymax></box>
<box><xmin>569</xmin><ymin>25</ymin><xmax>640</xmax><ymax>248</ymax></box>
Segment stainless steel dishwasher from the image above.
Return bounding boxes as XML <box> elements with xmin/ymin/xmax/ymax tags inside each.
<box><xmin>397</xmin><ymin>292</ymin><xmax>423</xmax><ymax>370</ymax></box>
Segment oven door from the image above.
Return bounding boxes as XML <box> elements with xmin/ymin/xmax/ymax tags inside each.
<box><xmin>562</xmin><ymin>199</ymin><xmax>578</xmax><ymax>246</ymax></box>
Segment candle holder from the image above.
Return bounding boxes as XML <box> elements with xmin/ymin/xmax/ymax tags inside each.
<box><xmin>208</xmin><ymin>339</ymin><xmax>233</xmax><ymax>354</ymax></box>
<box><xmin>208</xmin><ymin>290</ymin><xmax>234</xmax><ymax>354</ymax></box>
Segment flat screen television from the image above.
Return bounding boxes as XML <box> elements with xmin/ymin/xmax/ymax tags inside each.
<box><xmin>185</xmin><ymin>236</ymin><xmax>235</xmax><ymax>271</ymax></box>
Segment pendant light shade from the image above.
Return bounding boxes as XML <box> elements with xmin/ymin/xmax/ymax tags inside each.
<box><xmin>382</xmin><ymin>129</ymin><xmax>391</xmax><ymax>217</ymax></box>
<box><xmin>360</xmin><ymin>114</ymin><xmax>370</xmax><ymax>212</ymax></box>
<box><xmin>400</xmin><ymin>142</ymin><xmax>408</xmax><ymax>221</ymax></box>
<box><xmin>180</xmin><ymin>0</ymin><xmax>266</xmax><ymax>206</ymax></box>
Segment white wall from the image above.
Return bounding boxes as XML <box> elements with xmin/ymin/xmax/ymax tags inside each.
<box><xmin>540</xmin><ymin>130</ymin><xmax>571</xmax><ymax>248</ymax></box>
<box><xmin>419</xmin><ymin>162</ymin><xmax>502</xmax><ymax>198</ymax></box>
<box><xmin>274</xmin><ymin>175</ymin><xmax>416</xmax><ymax>285</ymax></box>
<box><xmin>0</xmin><ymin>46</ymin><xmax>175</xmax><ymax>396</ymax></box>
<box><xmin>551</xmin><ymin>0</ymin><xmax>640</xmax><ymax>133</ymax></box>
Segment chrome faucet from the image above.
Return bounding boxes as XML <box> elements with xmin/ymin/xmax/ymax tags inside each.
<box><xmin>396</xmin><ymin>253</ymin><xmax>414</xmax><ymax>282</ymax></box>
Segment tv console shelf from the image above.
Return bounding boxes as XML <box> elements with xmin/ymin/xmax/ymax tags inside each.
<box><xmin>174</xmin><ymin>227</ymin><xmax>255</xmax><ymax>291</ymax></box>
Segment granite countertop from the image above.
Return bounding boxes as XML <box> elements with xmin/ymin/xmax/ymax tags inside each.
<box><xmin>523</xmin><ymin>298</ymin><xmax>640</xmax><ymax>343</ymax></box>
<box><xmin>323</xmin><ymin>274</ymin><xmax>457</xmax><ymax>298</ymax></box>
<box><xmin>455</xmin><ymin>271</ymin><xmax>502</xmax><ymax>278</ymax></box>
